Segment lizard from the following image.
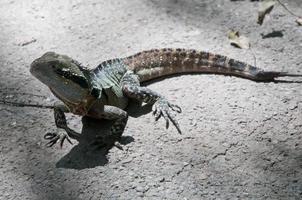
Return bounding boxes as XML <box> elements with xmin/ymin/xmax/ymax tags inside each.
<box><xmin>30</xmin><ymin>48</ymin><xmax>301</xmax><ymax>148</ymax></box>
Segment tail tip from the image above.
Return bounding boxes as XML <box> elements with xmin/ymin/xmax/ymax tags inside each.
<box><xmin>257</xmin><ymin>71</ymin><xmax>302</xmax><ymax>81</ymax></box>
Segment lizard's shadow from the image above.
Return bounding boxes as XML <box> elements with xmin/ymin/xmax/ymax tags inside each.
<box><xmin>56</xmin><ymin>101</ymin><xmax>152</xmax><ymax>169</ymax></box>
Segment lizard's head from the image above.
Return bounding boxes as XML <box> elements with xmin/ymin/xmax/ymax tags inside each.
<box><xmin>30</xmin><ymin>52</ymin><xmax>92</xmax><ymax>106</ymax></box>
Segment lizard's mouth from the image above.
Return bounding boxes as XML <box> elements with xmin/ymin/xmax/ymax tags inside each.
<box><xmin>50</xmin><ymin>87</ymin><xmax>80</xmax><ymax>106</ymax></box>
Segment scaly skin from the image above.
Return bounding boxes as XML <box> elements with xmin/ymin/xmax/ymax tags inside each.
<box><xmin>123</xmin><ymin>48</ymin><xmax>300</xmax><ymax>82</ymax></box>
<box><xmin>30</xmin><ymin>49</ymin><xmax>301</xmax><ymax>148</ymax></box>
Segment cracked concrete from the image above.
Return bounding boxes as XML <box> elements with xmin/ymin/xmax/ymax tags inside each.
<box><xmin>0</xmin><ymin>0</ymin><xmax>302</xmax><ymax>199</ymax></box>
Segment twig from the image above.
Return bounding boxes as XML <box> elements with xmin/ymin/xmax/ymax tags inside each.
<box><xmin>276</xmin><ymin>0</ymin><xmax>301</xmax><ymax>18</ymax></box>
<box><xmin>2</xmin><ymin>91</ymin><xmax>47</xmax><ymax>98</ymax></box>
<box><xmin>0</xmin><ymin>100</ymin><xmax>54</xmax><ymax>109</ymax></box>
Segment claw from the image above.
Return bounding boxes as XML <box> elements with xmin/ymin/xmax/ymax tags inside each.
<box><xmin>167</xmin><ymin>111</ymin><xmax>182</xmax><ymax>134</ymax></box>
<box><xmin>162</xmin><ymin>111</ymin><xmax>170</xmax><ymax>129</ymax></box>
<box><xmin>44</xmin><ymin>131</ymin><xmax>74</xmax><ymax>148</ymax></box>
<box><xmin>66</xmin><ymin>136</ymin><xmax>73</xmax><ymax>145</ymax></box>
<box><xmin>169</xmin><ymin>103</ymin><xmax>182</xmax><ymax>113</ymax></box>
<box><xmin>44</xmin><ymin>132</ymin><xmax>57</xmax><ymax>140</ymax></box>
<box><xmin>46</xmin><ymin>141</ymin><xmax>55</xmax><ymax>147</ymax></box>
<box><xmin>154</xmin><ymin>109</ymin><xmax>161</xmax><ymax>121</ymax></box>
<box><xmin>152</xmin><ymin>107</ymin><xmax>157</xmax><ymax>115</ymax></box>
<box><xmin>59</xmin><ymin>136</ymin><xmax>65</xmax><ymax>148</ymax></box>
<box><xmin>45</xmin><ymin>134</ymin><xmax>59</xmax><ymax>147</ymax></box>
<box><xmin>114</xmin><ymin>141</ymin><xmax>124</xmax><ymax>150</ymax></box>
<box><xmin>152</xmin><ymin>98</ymin><xmax>182</xmax><ymax>133</ymax></box>
<box><xmin>59</xmin><ymin>134</ymin><xmax>73</xmax><ymax>148</ymax></box>
<box><xmin>152</xmin><ymin>104</ymin><xmax>157</xmax><ymax>113</ymax></box>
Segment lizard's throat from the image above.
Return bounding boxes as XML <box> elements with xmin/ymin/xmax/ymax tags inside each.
<box><xmin>50</xmin><ymin>87</ymin><xmax>96</xmax><ymax>115</ymax></box>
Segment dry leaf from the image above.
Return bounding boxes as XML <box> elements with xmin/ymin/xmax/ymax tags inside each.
<box><xmin>296</xmin><ymin>18</ymin><xmax>302</xmax><ymax>26</ymax></box>
<box><xmin>257</xmin><ymin>0</ymin><xmax>276</xmax><ymax>25</ymax></box>
<box><xmin>228</xmin><ymin>30</ymin><xmax>250</xmax><ymax>49</ymax></box>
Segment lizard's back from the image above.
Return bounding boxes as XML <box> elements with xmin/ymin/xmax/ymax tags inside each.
<box><xmin>92</xmin><ymin>59</ymin><xmax>128</xmax><ymax>109</ymax></box>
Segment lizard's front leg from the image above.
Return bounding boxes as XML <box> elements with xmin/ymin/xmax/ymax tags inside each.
<box><xmin>121</xmin><ymin>72</ymin><xmax>182</xmax><ymax>133</ymax></box>
<box><xmin>87</xmin><ymin>105</ymin><xmax>128</xmax><ymax>149</ymax></box>
<box><xmin>44</xmin><ymin>104</ymin><xmax>81</xmax><ymax>147</ymax></box>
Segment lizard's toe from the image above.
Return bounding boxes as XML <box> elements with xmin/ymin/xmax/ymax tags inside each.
<box><xmin>169</xmin><ymin>103</ymin><xmax>182</xmax><ymax>113</ymax></box>
<box><xmin>166</xmin><ymin>111</ymin><xmax>182</xmax><ymax>134</ymax></box>
<box><xmin>44</xmin><ymin>132</ymin><xmax>60</xmax><ymax>147</ymax></box>
<box><xmin>153</xmin><ymin>108</ymin><xmax>162</xmax><ymax>121</ymax></box>
<box><xmin>161</xmin><ymin>110</ymin><xmax>170</xmax><ymax>129</ymax></box>
<box><xmin>59</xmin><ymin>134</ymin><xmax>73</xmax><ymax>148</ymax></box>
<box><xmin>44</xmin><ymin>131</ymin><xmax>73</xmax><ymax>148</ymax></box>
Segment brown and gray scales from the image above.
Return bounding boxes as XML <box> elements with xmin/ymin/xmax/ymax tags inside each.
<box><xmin>123</xmin><ymin>48</ymin><xmax>294</xmax><ymax>82</ymax></box>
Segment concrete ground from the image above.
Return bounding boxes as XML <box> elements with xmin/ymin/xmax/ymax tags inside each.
<box><xmin>0</xmin><ymin>0</ymin><xmax>302</xmax><ymax>199</ymax></box>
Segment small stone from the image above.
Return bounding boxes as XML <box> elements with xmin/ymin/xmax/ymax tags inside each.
<box><xmin>191</xmin><ymin>119</ymin><xmax>197</xmax><ymax>127</ymax></box>
<box><xmin>5</xmin><ymin>95</ymin><xmax>14</xmax><ymax>98</ymax></box>
<box><xmin>289</xmin><ymin>104</ymin><xmax>298</xmax><ymax>110</ymax></box>
<box><xmin>210</xmin><ymin>191</ymin><xmax>216</xmax><ymax>195</ymax></box>
<box><xmin>158</xmin><ymin>177</ymin><xmax>165</xmax><ymax>182</ymax></box>
<box><xmin>199</xmin><ymin>173</ymin><xmax>208</xmax><ymax>180</ymax></box>
<box><xmin>121</xmin><ymin>157</ymin><xmax>133</xmax><ymax>164</ymax></box>
<box><xmin>136</xmin><ymin>186</ymin><xmax>144</xmax><ymax>192</ymax></box>
<box><xmin>18</xmin><ymin>38</ymin><xmax>37</xmax><ymax>46</ymax></box>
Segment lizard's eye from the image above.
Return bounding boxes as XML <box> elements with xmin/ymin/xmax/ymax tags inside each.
<box><xmin>52</xmin><ymin>66</ymin><xmax>89</xmax><ymax>88</ymax></box>
<box><xmin>51</xmin><ymin>64</ymin><xmax>57</xmax><ymax>69</ymax></box>
<box><xmin>57</xmin><ymin>69</ymin><xmax>69</xmax><ymax>77</ymax></box>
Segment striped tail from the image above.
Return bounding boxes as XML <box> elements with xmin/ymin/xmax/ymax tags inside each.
<box><xmin>122</xmin><ymin>48</ymin><xmax>302</xmax><ymax>82</ymax></box>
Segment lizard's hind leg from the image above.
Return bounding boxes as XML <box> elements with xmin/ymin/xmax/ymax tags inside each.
<box><xmin>121</xmin><ymin>71</ymin><xmax>182</xmax><ymax>134</ymax></box>
<box><xmin>88</xmin><ymin>105</ymin><xmax>128</xmax><ymax>149</ymax></box>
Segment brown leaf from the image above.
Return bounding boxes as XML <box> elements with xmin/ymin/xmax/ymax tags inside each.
<box><xmin>296</xmin><ymin>18</ymin><xmax>302</xmax><ymax>26</ymax></box>
<box><xmin>257</xmin><ymin>0</ymin><xmax>276</xmax><ymax>25</ymax></box>
<box><xmin>228</xmin><ymin>30</ymin><xmax>250</xmax><ymax>49</ymax></box>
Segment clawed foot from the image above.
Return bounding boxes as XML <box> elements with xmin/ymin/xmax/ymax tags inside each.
<box><xmin>44</xmin><ymin>131</ymin><xmax>73</xmax><ymax>147</ymax></box>
<box><xmin>152</xmin><ymin>98</ymin><xmax>182</xmax><ymax>134</ymax></box>
<box><xmin>90</xmin><ymin>135</ymin><xmax>123</xmax><ymax>150</ymax></box>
